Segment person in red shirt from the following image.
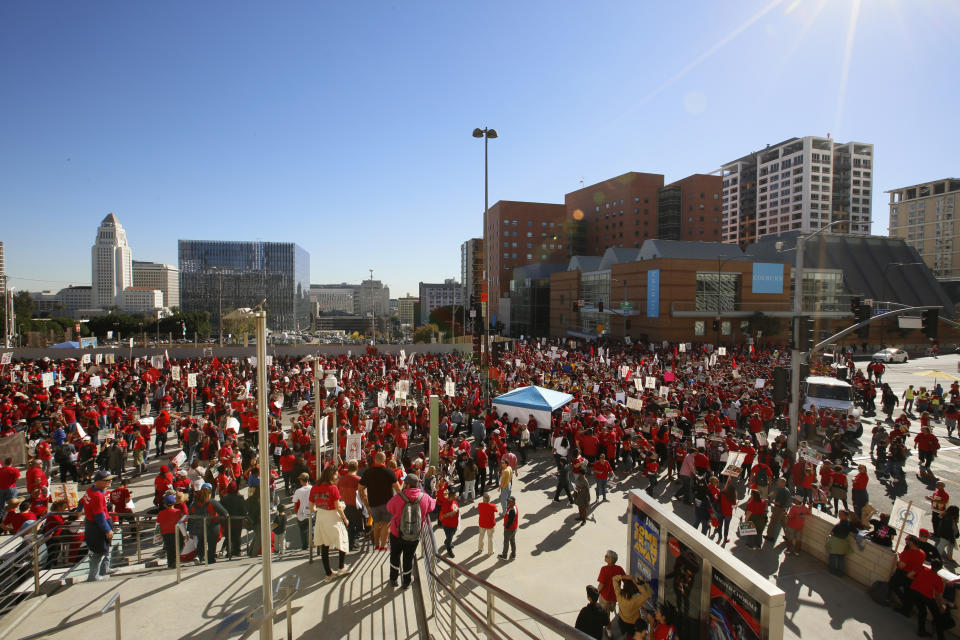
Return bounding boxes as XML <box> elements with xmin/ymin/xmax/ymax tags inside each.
<box><xmin>591</xmin><ymin>457</ymin><xmax>613</xmax><ymax>502</ymax></box>
<box><xmin>499</xmin><ymin>495</ymin><xmax>519</xmax><ymax>560</ymax></box>
<box><xmin>438</xmin><ymin>497</ymin><xmax>460</xmax><ymax>557</ymax></box>
<box><xmin>311</xmin><ymin>466</ymin><xmax>350</xmax><ymax>581</ymax></box>
<box><xmin>900</xmin><ymin>559</ymin><xmax>947</xmax><ymax>639</ymax></box>
<box><xmin>157</xmin><ymin>494</ymin><xmax>184</xmax><ymax>569</ymax></box>
<box><xmin>596</xmin><ymin>550</ymin><xmax>626</xmax><ymax>613</ymax></box>
<box><xmin>0</xmin><ymin>458</ymin><xmax>22</xmax><ymax>513</ymax></box>
<box><xmin>336</xmin><ymin>460</ymin><xmax>363</xmax><ymax>552</ymax></box>
<box><xmin>35</xmin><ymin>440</ymin><xmax>53</xmax><ymax>476</ymax></box>
<box><xmin>914</xmin><ymin>426</ymin><xmax>940</xmax><ymax>472</ymax></box>
<box><xmin>851</xmin><ymin>464</ymin><xmax>869</xmax><ymax>520</ymax></box>
<box><xmin>82</xmin><ymin>470</ymin><xmax>115</xmax><ymax>582</ymax></box>
<box><xmin>25</xmin><ymin>459</ymin><xmax>48</xmax><ymax>494</ymax></box>
<box><xmin>890</xmin><ymin>536</ymin><xmax>928</xmax><ymax>605</ymax></box>
<box><xmin>476</xmin><ymin>493</ymin><xmax>498</xmax><ymax>554</ymax></box>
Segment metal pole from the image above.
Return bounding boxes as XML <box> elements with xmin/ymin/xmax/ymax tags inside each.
<box><xmin>175</xmin><ymin>529</ymin><xmax>181</xmax><ymax>584</ymax></box>
<box><xmin>483</xmin><ymin>132</ymin><xmax>490</xmax><ymax>410</ymax></box>
<box><xmin>308</xmin><ymin>512</ymin><xmax>314</xmax><ymax>563</ymax></box>
<box><xmin>449</xmin><ymin>565</ymin><xmax>459</xmax><ymax>640</ymax></box>
<box><xmin>115</xmin><ymin>596</ymin><xmax>122</xmax><ymax>640</ymax></box>
<box><xmin>32</xmin><ymin>525</ymin><xmax>40</xmax><ymax>595</ymax></box>
<box><xmin>286</xmin><ymin>598</ymin><xmax>293</xmax><ymax>640</ymax></box>
<box><xmin>429</xmin><ymin>395</ymin><xmax>439</xmax><ymax>469</ymax></box>
<box><xmin>227</xmin><ymin>517</ymin><xmax>233</xmax><ymax>560</ymax></box>
<box><xmin>203</xmin><ymin>518</ymin><xmax>209</xmax><ymax>565</ymax></box>
<box><xmin>314</xmin><ymin>374</ymin><xmax>321</xmax><ymax>482</ymax></box>
<box><xmin>256</xmin><ymin>310</ymin><xmax>274</xmax><ymax>640</ymax></box>
<box><xmin>136</xmin><ymin>522</ymin><xmax>141</xmax><ymax>564</ymax></box>
<box><xmin>788</xmin><ymin>235</ymin><xmax>803</xmax><ymax>454</ymax></box>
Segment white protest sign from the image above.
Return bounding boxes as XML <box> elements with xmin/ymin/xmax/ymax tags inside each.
<box><xmin>891</xmin><ymin>498</ymin><xmax>925</xmax><ymax>549</ymax></box>
<box><xmin>377</xmin><ymin>391</ymin><xmax>387</xmax><ymax>408</ymax></box>
<box><xmin>718</xmin><ymin>347</ymin><xmax>727</xmax><ymax>356</ymax></box>
<box><xmin>626</xmin><ymin>397</ymin><xmax>643</xmax><ymax>411</ymax></box>
<box><xmin>721</xmin><ymin>452</ymin><xmax>746</xmax><ymax>477</ymax></box>
<box><xmin>95</xmin><ymin>353</ymin><xmax>103</xmax><ymax>364</ymax></box>
<box><xmin>678</xmin><ymin>343</ymin><xmax>686</xmax><ymax>353</ymax></box>
<box><xmin>445</xmin><ymin>380</ymin><xmax>456</xmax><ymax>397</ymax></box>
<box><xmin>345</xmin><ymin>433</ymin><xmax>363</xmax><ymax>462</ymax></box>
<box><xmin>104</xmin><ymin>353</ymin><xmax>115</xmax><ymax>364</ymax></box>
<box><xmin>171</xmin><ymin>366</ymin><xmax>181</xmax><ymax>381</ymax></box>
<box><xmin>659</xmin><ymin>386</ymin><xmax>670</xmax><ymax>398</ymax></box>
<box><xmin>318</xmin><ymin>416</ymin><xmax>329</xmax><ymax>446</ymax></box>
<box><xmin>171</xmin><ymin>450</ymin><xmax>187</xmax><ymax>467</ymax></box>
<box><xmin>645</xmin><ymin>377</ymin><xmax>657</xmax><ymax>390</ymax></box>
<box><xmin>755</xmin><ymin>378</ymin><xmax>766</xmax><ymax>389</ymax></box>
<box><xmin>81</xmin><ymin>354</ymin><xmax>91</xmax><ymax>364</ymax></box>
<box><xmin>187</xmin><ymin>373</ymin><xmax>198</xmax><ymax>389</ymax></box>
<box><xmin>89</xmin><ymin>376</ymin><xmax>102</xmax><ymax>388</ymax></box>
<box><xmin>634</xmin><ymin>378</ymin><xmax>644</xmax><ymax>392</ymax></box>
<box><xmin>615</xmin><ymin>392</ymin><xmax>625</xmax><ymax>404</ymax></box>
<box><xmin>41</xmin><ymin>372</ymin><xmax>54</xmax><ymax>388</ymax></box>
<box><xmin>151</xmin><ymin>356</ymin><xmax>164</xmax><ymax>368</ymax></box>
<box><xmin>0</xmin><ymin>352</ymin><xmax>11</xmax><ymax>366</ymax></box>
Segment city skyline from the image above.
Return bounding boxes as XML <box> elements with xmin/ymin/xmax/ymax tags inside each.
<box><xmin>2</xmin><ymin>1</ymin><xmax>958</xmax><ymax>298</ymax></box>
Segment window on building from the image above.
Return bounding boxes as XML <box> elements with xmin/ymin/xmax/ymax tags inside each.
<box><xmin>694</xmin><ymin>320</ymin><xmax>705</xmax><ymax>336</ymax></box>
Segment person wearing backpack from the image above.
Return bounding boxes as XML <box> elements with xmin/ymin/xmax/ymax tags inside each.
<box><xmin>386</xmin><ymin>474</ymin><xmax>436</xmax><ymax>589</ymax></box>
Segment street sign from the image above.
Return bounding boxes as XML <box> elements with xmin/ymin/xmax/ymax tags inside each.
<box><xmin>863</xmin><ymin>298</ymin><xmax>873</xmax><ymax>307</ymax></box>
<box><xmin>469</xmin><ymin>310</ymin><xmax>476</xmax><ymax>318</ymax></box>
<box><xmin>577</xmin><ymin>299</ymin><xmax>585</xmax><ymax>307</ymax></box>
<box><xmin>621</xmin><ymin>301</ymin><xmax>633</xmax><ymax>311</ymax></box>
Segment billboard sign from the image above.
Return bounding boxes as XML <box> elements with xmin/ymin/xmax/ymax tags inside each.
<box><xmin>647</xmin><ymin>269</ymin><xmax>660</xmax><ymax>318</ymax></box>
<box><xmin>630</xmin><ymin>504</ymin><xmax>661</xmax><ymax>606</ymax></box>
<box><xmin>751</xmin><ymin>263</ymin><xmax>784</xmax><ymax>294</ymax></box>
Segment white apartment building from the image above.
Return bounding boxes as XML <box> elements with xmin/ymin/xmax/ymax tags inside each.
<box><xmin>91</xmin><ymin>213</ymin><xmax>133</xmax><ymax>308</ymax></box>
<box><xmin>133</xmin><ymin>261</ymin><xmax>179</xmax><ymax>308</ymax></box>
<box><xmin>720</xmin><ymin>136</ymin><xmax>874</xmax><ymax>245</ymax></box>
<box><xmin>120</xmin><ymin>287</ymin><xmax>164</xmax><ymax>315</ymax></box>
<box><xmin>888</xmin><ymin>178</ymin><xmax>960</xmax><ymax>278</ymax></box>
<box><xmin>418</xmin><ymin>279</ymin><xmax>464</xmax><ymax>325</ymax></box>
<box><xmin>310</xmin><ymin>285</ymin><xmax>356</xmax><ymax>314</ymax></box>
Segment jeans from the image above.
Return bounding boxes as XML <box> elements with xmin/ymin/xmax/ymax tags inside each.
<box><xmin>442</xmin><ymin>525</ymin><xmax>457</xmax><ymax>554</ymax></box>
<box><xmin>678</xmin><ymin>475</ymin><xmax>692</xmax><ymax>503</ymax></box>
<box><xmin>693</xmin><ymin>506</ymin><xmax>712</xmax><ymax>534</ymax></box>
<box><xmin>595</xmin><ymin>478</ymin><xmax>608</xmax><ymax>501</ymax></box>
<box><xmin>87</xmin><ymin>549</ymin><xmax>113</xmax><ymax>581</ymax></box>
<box><xmin>499</xmin><ymin>485</ymin><xmax>511</xmax><ymax>513</ymax></box>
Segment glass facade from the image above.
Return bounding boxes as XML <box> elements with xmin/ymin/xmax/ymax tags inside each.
<box><xmin>178</xmin><ymin>240</ymin><xmax>310</xmax><ymax>331</ymax></box>
<box><xmin>695</xmin><ymin>272</ymin><xmax>740</xmax><ymax>312</ymax></box>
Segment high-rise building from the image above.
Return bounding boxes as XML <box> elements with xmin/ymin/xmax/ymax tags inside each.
<box><xmin>565</xmin><ymin>172</ymin><xmax>723</xmax><ymax>255</ymax></box>
<box><xmin>720</xmin><ymin>136</ymin><xmax>874</xmax><ymax>245</ymax></box>
<box><xmin>91</xmin><ymin>213</ymin><xmax>133</xmax><ymax>308</ymax></box>
<box><xmin>397</xmin><ymin>295</ymin><xmax>418</xmax><ymax>327</ymax></box>
<box><xmin>120</xmin><ymin>287</ymin><xmax>164</xmax><ymax>315</ymax></box>
<box><xmin>355</xmin><ymin>279</ymin><xmax>390</xmax><ymax>318</ymax></box>
<box><xmin>178</xmin><ymin>240</ymin><xmax>310</xmax><ymax>331</ymax></box>
<box><xmin>888</xmin><ymin>178</ymin><xmax>960</xmax><ymax>277</ymax></box>
<box><xmin>133</xmin><ymin>261</ymin><xmax>179</xmax><ymax>308</ymax></box>
<box><xmin>460</xmin><ymin>238</ymin><xmax>484</xmax><ymax>307</ymax></box>
<box><xmin>309</xmin><ymin>284</ymin><xmax>356</xmax><ymax>315</ymax></box>
<box><xmin>484</xmin><ymin>201</ymin><xmax>567</xmax><ymax>321</ymax></box>
<box><xmin>418</xmin><ymin>279</ymin><xmax>464</xmax><ymax>325</ymax></box>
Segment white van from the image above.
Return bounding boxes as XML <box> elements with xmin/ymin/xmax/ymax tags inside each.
<box><xmin>802</xmin><ymin>376</ymin><xmax>854</xmax><ymax>414</ymax></box>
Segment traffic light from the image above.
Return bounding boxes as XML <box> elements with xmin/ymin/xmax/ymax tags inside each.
<box><xmin>856</xmin><ymin>304</ymin><xmax>871</xmax><ymax>338</ymax></box>
<box><xmin>923</xmin><ymin>309</ymin><xmax>939</xmax><ymax>339</ymax></box>
<box><xmin>850</xmin><ymin>296</ymin><xmax>861</xmax><ymax>316</ymax></box>
<box><xmin>794</xmin><ymin>315</ymin><xmax>813</xmax><ymax>351</ymax></box>
<box><xmin>598</xmin><ymin>300</ymin><xmax>603</xmax><ymax>313</ymax></box>
<box><xmin>712</xmin><ymin>318</ymin><xmax>721</xmax><ymax>332</ymax></box>
<box><xmin>773</xmin><ymin>367</ymin><xmax>789</xmax><ymax>402</ymax></box>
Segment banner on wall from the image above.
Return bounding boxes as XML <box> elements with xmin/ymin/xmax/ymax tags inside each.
<box><xmin>751</xmin><ymin>263</ymin><xmax>784</xmax><ymax>294</ymax></box>
<box><xmin>709</xmin><ymin>568</ymin><xmax>763</xmax><ymax>640</ymax></box>
<box><xmin>630</xmin><ymin>504</ymin><xmax>661</xmax><ymax>606</ymax></box>
<box><xmin>647</xmin><ymin>269</ymin><xmax>660</xmax><ymax>318</ymax></box>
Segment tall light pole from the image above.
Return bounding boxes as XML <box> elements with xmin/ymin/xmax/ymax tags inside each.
<box><xmin>225</xmin><ymin>306</ymin><xmax>272</xmax><ymax>639</ymax></box>
<box><xmin>473</xmin><ymin>126</ymin><xmax>497</xmax><ymax>408</ymax></box>
<box><xmin>211</xmin><ymin>267</ymin><xmax>223</xmax><ymax>346</ymax></box>
<box><xmin>788</xmin><ymin>220</ymin><xmax>847</xmax><ymax>453</ymax></box>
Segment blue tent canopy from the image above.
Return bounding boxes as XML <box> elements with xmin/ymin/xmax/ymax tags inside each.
<box><xmin>50</xmin><ymin>341</ymin><xmax>80</xmax><ymax>349</ymax></box>
<box><xmin>492</xmin><ymin>386</ymin><xmax>573</xmax><ymax>412</ymax></box>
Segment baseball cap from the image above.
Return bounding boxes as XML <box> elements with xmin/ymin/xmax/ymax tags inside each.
<box><xmin>162</xmin><ymin>495</ymin><xmax>177</xmax><ymax>506</ymax></box>
<box><xmin>93</xmin><ymin>470</ymin><xmax>114</xmax><ymax>482</ymax></box>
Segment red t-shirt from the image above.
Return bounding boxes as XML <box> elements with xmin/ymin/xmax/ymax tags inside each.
<box><xmin>310</xmin><ymin>483</ymin><xmax>340</xmax><ymax>510</ymax></box>
<box><xmin>597</xmin><ymin>564</ymin><xmax>626</xmax><ymax>602</ymax></box>
<box><xmin>157</xmin><ymin>506</ymin><xmax>183</xmax><ymax>534</ymax></box>
<box><xmin>337</xmin><ymin>473</ymin><xmax>361</xmax><ymax>507</ymax></box>
<box><xmin>0</xmin><ymin>466</ymin><xmax>20</xmax><ymax>490</ymax></box>
<box><xmin>911</xmin><ymin>566</ymin><xmax>945</xmax><ymax>599</ymax></box>
<box><xmin>899</xmin><ymin>548</ymin><xmax>927</xmax><ymax>574</ymax></box>
<box><xmin>477</xmin><ymin>502</ymin><xmax>498</xmax><ymax>529</ymax></box>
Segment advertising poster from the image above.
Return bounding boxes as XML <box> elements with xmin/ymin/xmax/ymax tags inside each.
<box><xmin>345</xmin><ymin>433</ymin><xmax>363</xmax><ymax>462</ymax></box>
<box><xmin>664</xmin><ymin>534</ymin><xmax>703</xmax><ymax>640</ymax></box>
<box><xmin>709</xmin><ymin>568</ymin><xmax>762</xmax><ymax>640</ymax></box>
<box><xmin>630</xmin><ymin>505</ymin><xmax>661</xmax><ymax>606</ymax></box>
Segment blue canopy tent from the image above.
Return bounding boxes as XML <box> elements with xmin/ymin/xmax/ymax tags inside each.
<box><xmin>49</xmin><ymin>341</ymin><xmax>80</xmax><ymax>349</ymax></box>
<box><xmin>492</xmin><ymin>386</ymin><xmax>573</xmax><ymax>433</ymax></box>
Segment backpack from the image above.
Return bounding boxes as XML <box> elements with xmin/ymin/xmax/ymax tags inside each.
<box><xmin>399</xmin><ymin>492</ymin><xmax>423</xmax><ymax>542</ymax></box>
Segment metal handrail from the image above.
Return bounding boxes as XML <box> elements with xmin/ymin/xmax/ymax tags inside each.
<box><xmin>432</xmin><ymin>554</ymin><xmax>592</xmax><ymax>640</ymax></box>
<box><xmin>100</xmin><ymin>593</ymin><xmax>122</xmax><ymax>640</ymax></box>
<box><xmin>211</xmin><ymin>575</ymin><xmax>301</xmax><ymax>640</ymax></box>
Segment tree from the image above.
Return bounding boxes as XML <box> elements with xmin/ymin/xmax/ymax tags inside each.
<box><xmin>413</xmin><ymin>323</ymin><xmax>439</xmax><ymax>344</ymax></box>
<box><xmin>221</xmin><ymin>308</ymin><xmax>257</xmax><ymax>341</ymax></box>
<box><xmin>747</xmin><ymin>312</ymin><xmax>781</xmax><ymax>343</ymax></box>
<box><xmin>13</xmin><ymin>291</ymin><xmax>33</xmax><ymax>320</ymax></box>
<box><xmin>428</xmin><ymin>305</ymin><xmax>465</xmax><ymax>337</ymax></box>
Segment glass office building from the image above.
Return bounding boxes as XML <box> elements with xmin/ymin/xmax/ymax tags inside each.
<box><xmin>179</xmin><ymin>240</ymin><xmax>310</xmax><ymax>332</ymax></box>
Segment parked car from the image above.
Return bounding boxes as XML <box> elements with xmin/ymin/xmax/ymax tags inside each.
<box><xmin>872</xmin><ymin>347</ymin><xmax>909</xmax><ymax>363</ymax></box>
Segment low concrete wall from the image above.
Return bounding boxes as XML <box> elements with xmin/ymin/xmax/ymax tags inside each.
<box><xmin>3</xmin><ymin>343</ymin><xmax>472</xmax><ymax>362</ymax></box>
<box><xmin>799</xmin><ymin>509</ymin><xmax>960</xmax><ymax>633</ymax></box>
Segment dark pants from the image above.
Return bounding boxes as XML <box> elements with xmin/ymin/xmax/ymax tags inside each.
<box><xmin>297</xmin><ymin>518</ymin><xmax>310</xmax><ymax>550</ymax></box>
<box><xmin>389</xmin><ymin>533</ymin><xmax>419</xmax><ymax>586</ymax></box>
<box><xmin>195</xmin><ymin>529</ymin><xmax>217</xmax><ymax>564</ymax></box>
<box><xmin>477</xmin><ymin>467</ymin><xmax>487</xmax><ymax>490</ymax></box>
<box><xmin>155</xmin><ymin>433</ymin><xmax>167</xmax><ymax>457</ymax></box>
<box><xmin>503</xmin><ymin>528</ymin><xmax>517</xmax><ymax>557</ymax></box>
<box><xmin>442</xmin><ymin>525</ymin><xmax>457</xmax><ymax>553</ymax></box>
<box><xmin>162</xmin><ymin>532</ymin><xmax>178</xmax><ymax>568</ymax></box>
<box><xmin>344</xmin><ymin>505</ymin><xmax>363</xmax><ymax>550</ymax></box>
<box><xmin>320</xmin><ymin>545</ymin><xmax>345</xmax><ymax>576</ymax></box>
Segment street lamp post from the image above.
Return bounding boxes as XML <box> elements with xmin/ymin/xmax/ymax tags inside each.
<box><xmin>788</xmin><ymin>220</ymin><xmax>847</xmax><ymax>453</ymax></box>
<box><xmin>473</xmin><ymin>126</ymin><xmax>498</xmax><ymax>408</ymax></box>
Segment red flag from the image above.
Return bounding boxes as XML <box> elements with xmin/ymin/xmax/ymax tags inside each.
<box><xmin>732</xmin><ymin>356</ymin><xmax>738</xmax><ymax>370</ymax></box>
<box><xmin>142</xmin><ymin>368</ymin><xmax>162</xmax><ymax>383</ymax></box>
<box><xmin>211</xmin><ymin>357</ymin><xmax>220</xmax><ymax>369</ymax></box>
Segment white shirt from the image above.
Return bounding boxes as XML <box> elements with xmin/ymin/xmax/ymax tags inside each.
<box><xmin>292</xmin><ymin>484</ymin><xmax>313</xmax><ymax>521</ymax></box>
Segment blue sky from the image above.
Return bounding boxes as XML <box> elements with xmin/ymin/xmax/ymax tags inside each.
<box><xmin>2</xmin><ymin>0</ymin><xmax>958</xmax><ymax>300</ymax></box>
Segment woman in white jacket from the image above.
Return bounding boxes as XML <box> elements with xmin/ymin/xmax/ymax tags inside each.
<box><xmin>311</xmin><ymin>465</ymin><xmax>351</xmax><ymax>582</ymax></box>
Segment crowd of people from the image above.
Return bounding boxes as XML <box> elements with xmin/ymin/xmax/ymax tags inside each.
<box><xmin>0</xmin><ymin>337</ymin><xmax>957</xmax><ymax>638</ymax></box>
